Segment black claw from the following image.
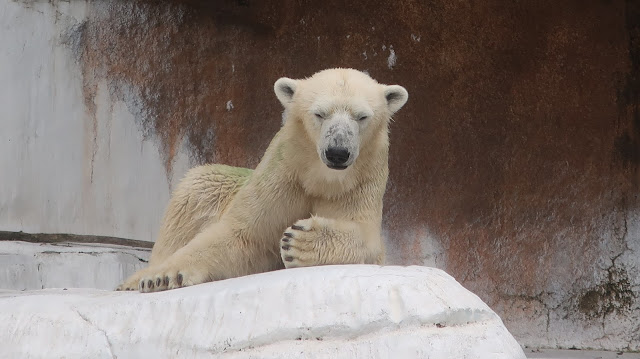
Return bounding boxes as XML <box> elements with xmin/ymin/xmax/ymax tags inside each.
<box><xmin>291</xmin><ymin>225</ymin><xmax>304</xmax><ymax>231</ymax></box>
<box><xmin>163</xmin><ymin>276</ymin><xmax>169</xmax><ymax>286</ymax></box>
<box><xmin>148</xmin><ymin>279</ymin><xmax>154</xmax><ymax>289</ymax></box>
<box><xmin>283</xmin><ymin>232</ymin><xmax>294</xmax><ymax>238</ymax></box>
<box><xmin>281</xmin><ymin>244</ymin><xmax>290</xmax><ymax>250</ymax></box>
<box><xmin>156</xmin><ymin>278</ymin><xmax>161</xmax><ymax>287</ymax></box>
<box><xmin>177</xmin><ymin>273</ymin><xmax>183</xmax><ymax>286</ymax></box>
<box><xmin>140</xmin><ymin>281</ymin><xmax>145</xmax><ymax>289</ymax></box>
<box><xmin>285</xmin><ymin>256</ymin><xmax>294</xmax><ymax>262</ymax></box>
<box><xmin>282</xmin><ymin>237</ymin><xmax>290</xmax><ymax>243</ymax></box>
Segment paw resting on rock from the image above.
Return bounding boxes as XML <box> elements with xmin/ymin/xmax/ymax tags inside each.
<box><xmin>280</xmin><ymin>218</ymin><xmax>324</xmax><ymax>268</ymax></box>
<box><xmin>116</xmin><ymin>268</ymin><xmax>152</xmax><ymax>291</ymax></box>
<box><xmin>136</xmin><ymin>265</ymin><xmax>209</xmax><ymax>293</ymax></box>
<box><xmin>116</xmin><ymin>283</ymin><xmax>138</xmax><ymax>291</ymax></box>
<box><xmin>116</xmin><ymin>282</ymin><xmax>139</xmax><ymax>292</ymax></box>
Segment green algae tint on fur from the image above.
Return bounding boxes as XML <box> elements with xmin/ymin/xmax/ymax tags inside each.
<box><xmin>215</xmin><ymin>164</ymin><xmax>253</xmax><ymax>179</ymax></box>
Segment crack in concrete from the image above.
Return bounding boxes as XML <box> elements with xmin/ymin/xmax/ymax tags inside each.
<box><xmin>495</xmin><ymin>290</ymin><xmax>553</xmax><ymax>345</ymax></box>
<box><xmin>73</xmin><ymin>308</ymin><xmax>116</xmax><ymax>359</ymax></box>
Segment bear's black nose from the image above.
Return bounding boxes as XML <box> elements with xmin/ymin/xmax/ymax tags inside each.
<box><xmin>325</xmin><ymin>147</ymin><xmax>350</xmax><ymax>168</ymax></box>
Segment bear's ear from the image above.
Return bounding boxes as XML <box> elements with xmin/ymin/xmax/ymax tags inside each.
<box><xmin>384</xmin><ymin>85</ymin><xmax>409</xmax><ymax>114</ymax></box>
<box><xmin>274</xmin><ymin>77</ymin><xmax>298</xmax><ymax>107</ymax></box>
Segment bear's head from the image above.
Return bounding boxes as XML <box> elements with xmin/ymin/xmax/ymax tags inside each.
<box><xmin>274</xmin><ymin>68</ymin><xmax>408</xmax><ymax>171</ymax></box>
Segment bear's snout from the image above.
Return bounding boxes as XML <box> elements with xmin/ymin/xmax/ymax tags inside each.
<box><xmin>325</xmin><ymin>147</ymin><xmax>350</xmax><ymax>170</ymax></box>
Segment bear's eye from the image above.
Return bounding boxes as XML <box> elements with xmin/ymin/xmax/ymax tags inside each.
<box><xmin>357</xmin><ymin>115</ymin><xmax>369</xmax><ymax>121</ymax></box>
<box><xmin>314</xmin><ymin>113</ymin><xmax>325</xmax><ymax>120</ymax></box>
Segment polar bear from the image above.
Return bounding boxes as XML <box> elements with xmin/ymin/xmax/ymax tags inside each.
<box><xmin>117</xmin><ymin>68</ymin><xmax>409</xmax><ymax>292</ymax></box>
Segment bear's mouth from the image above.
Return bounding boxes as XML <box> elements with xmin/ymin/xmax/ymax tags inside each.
<box><xmin>327</xmin><ymin>164</ymin><xmax>348</xmax><ymax>170</ymax></box>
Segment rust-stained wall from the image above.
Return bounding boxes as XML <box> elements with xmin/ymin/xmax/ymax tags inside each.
<box><xmin>30</xmin><ymin>0</ymin><xmax>640</xmax><ymax>351</ymax></box>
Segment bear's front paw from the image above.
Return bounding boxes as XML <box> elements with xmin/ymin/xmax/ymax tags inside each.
<box><xmin>116</xmin><ymin>273</ymin><xmax>144</xmax><ymax>291</ymax></box>
<box><xmin>116</xmin><ymin>266</ymin><xmax>156</xmax><ymax>291</ymax></box>
<box><xmin>280</xmin><ymin>218</ymin><xmax>324</xmax><ymax>269</ymax></box>
<box><xmin>137</xmin><ymin>264</ymin><xmax>210</xmax><ymax>293</ymax></box>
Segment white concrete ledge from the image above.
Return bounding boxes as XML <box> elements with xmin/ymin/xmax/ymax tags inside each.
<box><xmin>0</xmin><ymin>241</ymin><xmax>150</xmax><ymax>290</ymax></box>
<box><xmin>1</xmin><ymin>265</ymin><xmax>525</xmax><ymax>358</ymax></box>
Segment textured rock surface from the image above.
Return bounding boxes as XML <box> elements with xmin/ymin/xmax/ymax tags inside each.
<box><xmin>0</xmin><ymin>241</ymin><xmax>149</xmax><ymax>291</ymax></box>
<box><xmin>1</xmin><ymin>0</ymin><xmax>638</xmax><ymax>351</ymax></box>
<box><xmin>0</xmin><ymin>265</ymin><xmax>525</xmax><ymax>359</ymax></box>
<box><xmin>525</xmin><ymin>349</ymin><xmax>640</xmax><ymax>359</ymax></box>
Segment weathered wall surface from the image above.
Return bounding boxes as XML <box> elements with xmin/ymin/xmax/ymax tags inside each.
<box><xmin>2</xmin><ymin>0</ymin><xmax>639</xmax><ymax>351</ymax></box>
<box><xmin>0</xmin><ymin>1</ymin><xmax>193</xmax><ymax>241</ymax></box>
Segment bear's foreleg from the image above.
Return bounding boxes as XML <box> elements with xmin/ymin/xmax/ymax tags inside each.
<box><xmin>279</xmin><ymin>216</ymin><xmax>384</xmax><ymax>268</ymax></box>
<box><xmin>136</xmin><ymin>222</ymin><xmax>250</xmax><ymax>293</ymax></box>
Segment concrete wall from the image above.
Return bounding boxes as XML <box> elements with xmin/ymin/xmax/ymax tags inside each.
<box><xmin>1</xmin><ymin>0</ymin><xmax>639</xmax><ymax>352</ymax></box>
<box><xmin>0</xmin><ymin>1</ymin><xmax>192</xmax><ymax>241</ymax></box>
